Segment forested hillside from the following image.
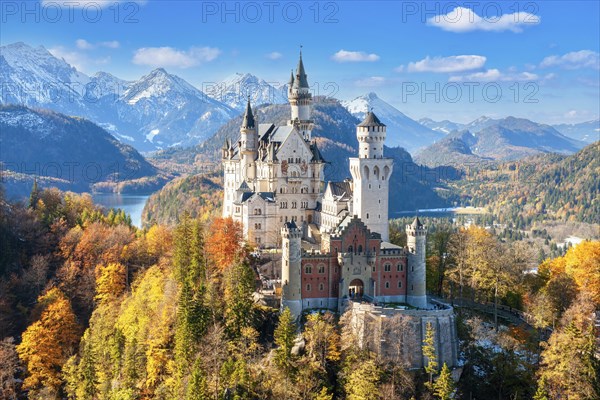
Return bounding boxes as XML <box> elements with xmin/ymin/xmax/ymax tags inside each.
<box><xmin>2</xmin><ymin>186</ymin><xmax>598</xmax><ymax>399</ymax></box>
<box><xmin>0</xmin><ymin>105</ymin><xmax>163</xmax><ymax>199</ymax></box>
<box><xmin>142</xmin><ymin>173</ymin><xmax>223</xmax><ymax>226</ymax></box>
<box><xmin>450</xmin><ymin>141</ymin><xmax>600</xmax><ymax>227</ymax></box>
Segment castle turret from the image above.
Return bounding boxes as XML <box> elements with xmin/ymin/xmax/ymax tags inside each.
<box><xmin>281</xmin><ymin>221</ymin><xmax>303</xmax><ymax>319</ymax></box>
<box><xmin>239</xmin><ymin>98</ymin><xmax>258</xmax><ymax>183</ymax></box>
<box><xmin>406</xmin><ymin>217</ymin><xmax>427</xmax><ymax>308</ymax></box>
<box><xmin>349</xmin><ymin>111</ymin><xmax>394</xmax><ymax>241</ymax></box>
<box><xmin>288</xmin><ymin>51</ymin><xmax>313</xmax><ymax>141</ymax></box>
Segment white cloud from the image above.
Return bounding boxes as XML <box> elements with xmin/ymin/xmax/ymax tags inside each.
<box><xmin>100</xmin><ymin>40</ymin><xmax>120</xmax><ymax>49</ymax></box>
<box><xmin>49</xmin><ymin>46</ymin><xmax>110</xmax><ymax>72</ymax></box>
<box><xmin>132</xmin><ymin>46</ymin><xmax>221</xmax><ymax>68</ymax></box>
<box><xmin>42</xmin><ymin>0</ymin><xmax>146</xmax><ymax>8</ymax></box>
<box><xmin>403</xmin><ymin>55</ymin><xmax>487</xmax><ymax>73</ymax></box>
<box><xmin>76</xmin><ymin>39</ymin><xmax>120</xmax><ymax>50</ymax></box>
<box><xmin>427</xmin><ymin>7</ymin><xmax>540</xmax><ymax>33</ymax></box>
<box><xmin>266</xmin><ymin>52</ymin><xmax>283</xmax><ymax>60</ymax></box>
<box><xmin>449</xmin><ymin>69</ymin><xmax>538</xmax><ymax>82</ymax></box>
<box><xmin>76</xmin><ymin>39</ymin><xmax>93</xmax><ymax>50</ymax></box>
<box><xmin>332</xmin><ymin>50</ymin><xmax>380</xmax><ymax>63</ymax></box>
<box><xmin>355</xmin><ymin>76</ymin><xmax>387</xmax><ymax>87</ymax></box>
<box><xmin>540</xmin><ymin>50</ymin><xmax>600</xmax><ymax>70</ymax></box>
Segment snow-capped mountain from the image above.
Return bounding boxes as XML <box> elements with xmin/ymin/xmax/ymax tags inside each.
<box><xmin>415</xmin><ymin>116</ymin><xmax>587</xmax><ymax>166</ymax></box>
<box><xmin>205</xmin><ymin>72</ymin><xmax>288</xmax><ymax>112</ymax></box>
<box><xmin>0</xmin><ymin>42</ymin><xmax>91</xmax><ymax>113</ymax></box>
<box><xmin>552</xmin><ymin>119</ymin><xmax>600</xmax><ymax>144</ymax></box>
<box><xmin>342</xmin><ymin>92</ymin><xmax>444</xmax><ymax>153</ymax></box>
<box><xmin>418</xmin><ymin>118</ymin><xmax>464</xmax><ymax>135</ymax></box>
<box><xmin>462</xmin><ymin>116</ymin><xmax>501</xmax><ymax>134</ymax></box>
<box><xmin>0</xmin><ymin>42</ymin><xmax>237</xmax><ymax>151</ymax></box>
<box><xmin>116</xmin><ymin>68</ymin><xmax>236</xmax><ymax>147</ymax></box>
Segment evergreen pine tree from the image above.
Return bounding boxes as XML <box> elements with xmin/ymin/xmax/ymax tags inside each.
<box><xmin>29</xmin><ymin>178</ymin><xmax>39</xmax><ymax>209</ymax></box>
<box><xmin>422</xmin><ymin>322</ymin><xmax>438</xmax><ymax>388</ymax></box>
<box><xmin>186</xmin><ymin>356</ymin><xmax>209</xmax><ymax>400</ymax></box>
<box><xmin>274</xmin><ymin>307</ymin><xmax>297</xmax><ymax>373</ymax></box>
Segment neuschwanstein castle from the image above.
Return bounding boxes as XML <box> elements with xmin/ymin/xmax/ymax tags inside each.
<box><xmin>221</xmin><ymin>52</ymin><xmax>432</xmax><ymax>318</ymax></box>
<box><xmin>221</xmin><ymin>53</ymin><xmax>458</xmax><ymax>368</ymax></box>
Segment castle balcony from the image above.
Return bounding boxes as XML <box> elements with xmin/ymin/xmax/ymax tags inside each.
<box><xmin>337</xmin><ymin>251</ymin><xmax>376</xmax><ymax>266</ymax></box>
<box><xmin>286</xmin><ymin>176</ymin><xmax>302</xmax><ymax>183</ymax></box>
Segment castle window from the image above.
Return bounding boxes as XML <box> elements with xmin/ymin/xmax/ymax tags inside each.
<box><xmin>319</xmin><ymin>283</ymin><xmax>324</xmax><ymax>291</ymax></box>
<box><xmin>292</xmin><ymin>201</ymin><xmax>297</xmax><ymax>209</ymax></box>
<box><xmin>398</xmin><ymin>281</ymin><xmax>402</xmax><ymax>288</ymax></box>
<box><xmin>372</xmin><ymin>266</ymin><xmax>376</xmax><ymax>272</ymax></box>
<box><xmin>397</xmin><ymin>264</ymin><xmax>403</xmax><ymax>272</ymax></box>
<box><xmin>366</xmin><ymin>213</ymin><xmax>369</xmax><ymax>219</ymax></box>
<box><xmin>385</xmin><ymin>281</ymin><xmax>390</xmax><ymax>289</ymax></box>
<box><xmin>305</xmin><ymin>265</ymin><xmax>312</xmax><ymax>274</ymax></box>
<box><xmin>412</xmin><ymin>266</ymin><xmax>414</xmax><ymax>272</ymax></box>
<box><xmin>318</xmin><ymin>265</ymin><xmax>325</xmax><ymax>274</ymax></box>
<box><xmin>306</xmin><ymin>284</ymin><xmax>311</xmax><ymax>291</ymax></box>
<box><xmin>384</xmin><ymin>263</ymin><xmax>391</xmax><ymax>272</ymax></box>
<box><xmin>254</xmin><ymin>208</ymin><xmax>262</xmax><ymax>215</ymax></box>
<box><xmin>257</xmin><ymin>237</ymin><xmax>261</xmax><ymax>244</ymax></box>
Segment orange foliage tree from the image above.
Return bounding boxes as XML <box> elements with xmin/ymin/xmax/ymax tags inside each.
<box><xmin>205</xmin><ymin>217</ymin><xmax>243</xmax><ymax>272</ymax></box>
<box><xmin>95</xmin><ymin>262</ymin><xmax>127</xmax><ymax>304</ymax></box>
<box><xmin>16</xmin><ymin>287</ymin><xmax>80</xmax><ymax>395</ymax></box>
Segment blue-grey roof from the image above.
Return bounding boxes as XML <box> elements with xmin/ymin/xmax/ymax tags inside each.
<box><xmin>294</xmin><ymin>53</ymin><xmax>309</xmax><ymax>89</ymax></box>
<box><xmin>242</xmin><ymin>98</ymin><xmax>255</xmax><ymax>129</ymax></box>
<box><xmin>258</xmin><ymin>123</ymin><xmax>276</xmax><ymax>141</ymax></box>
<box><xmin>358</xmin><ymin>111</ymin><xmax>385</xmax><ymax>127</ymax></box>
<box><xmin>268</xmin><ymin>125</ymin><xmax>295</xmax><ymax>143</ymax></box>
<box><xmin>284</xmin><ymin>220</ymin><xmax>298</xmax><ymax>230</ymax></box>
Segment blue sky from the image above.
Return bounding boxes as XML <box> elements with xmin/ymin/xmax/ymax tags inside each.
<box><xmin>2</xmin><ymin>0</ymin><xmax>599</xmax><ymax>123</ymax></box>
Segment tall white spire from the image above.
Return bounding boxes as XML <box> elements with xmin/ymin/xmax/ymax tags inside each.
<box><xmin>288</xmin><ymin>49</ymin><xmax>313</xmax><ymax>141</ymax></box>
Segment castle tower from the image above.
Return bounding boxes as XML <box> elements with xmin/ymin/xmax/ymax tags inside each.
<box><xmin>222</xmin><ymin>138</ymin><xmax>238</xmax><ymax>217</ymax></box>
<box><xmin>281</xmin><ymin>221</ymin><xmax>303</xmax><ymax>319</ymax></box>
<box><xmin>349</xmin><ymin>111</ymin><xmax>394</xmax><ymax>241</ymax></box>
<box><xmin>288</xmin><ymin>51</ymin><xmax>314</xmax><ymax>141</ymax></box>
<box><xmin>406</xmin><ymin>217</ymin><xmax>427</xmax><ymax>308</ymax></box>
<box><xmin>239</xmin><ymin>97</ymin><xmax>257</xmax><ymax>183</ymax></box>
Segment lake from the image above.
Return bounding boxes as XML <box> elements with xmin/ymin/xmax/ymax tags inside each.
<box><xmin>92</xmin><ymin>193</ymin><xmax>150</xmax><ymax>228</ymax></box>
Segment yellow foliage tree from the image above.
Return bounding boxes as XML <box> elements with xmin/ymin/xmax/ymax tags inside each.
<box><xmin>16</xmin><ymin>287</ymin><xmax>80</xmax><ymax>395</ymax></box>
<box><xmin>564</xmin><ymin>241</ymin><xmax>600</xmax><ymax>305</ymax></box>
<box><xmin>145</xmin><ymin>224</ymin><xmax>173</xmax><ymax>259</ymax></box>
<box><xmin>95</xmin><ymin>262</ymin><xmax>127</xmax><ymax>304</ymax></box>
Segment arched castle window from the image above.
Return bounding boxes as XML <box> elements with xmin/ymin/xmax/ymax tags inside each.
<box><xmin>305</xmin><ymin>265</ymin><xmax>312</xmax><ymax>274</ymax></box>
<box><xmin>384</xmin><ymin>263</ymin><xmax>391</xmax><ymax>272</ymax></box>
<box><xmin>398</xmin><ymin>281</ymin><xmax>402</xmax><ymax>288</ymax></box>
<box><xmin>397</xmin><ymin>264</ymin><xmax>403</xmax><ymax>272</ymax></box>
<box><xmin>363</xmin><ymin>165</ymin><xmax>370</xmax><ymax>179</ymax></box>
<box><xmin>373</xmin><ymin>166</ymin><xmax>380</xmax><ymax>180</ymax></box>
<box><xmin>319</xmin><ymin>283</ymin><xmax>324</xmax><ymax>291</ymax></box>
<box><xmin>318</xmin><ymin>264</ymin><xmax>325</xmax><ymax>274</ymax></box>
<box><xmin>306</xmin><ymin>284</ymin><xmax>311</xmax><ymax>291</ymax></box>
<box><xmin>385</xmin><ymin>282</ymin><xmax>390</xmax><ymax>289</ymax></box>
